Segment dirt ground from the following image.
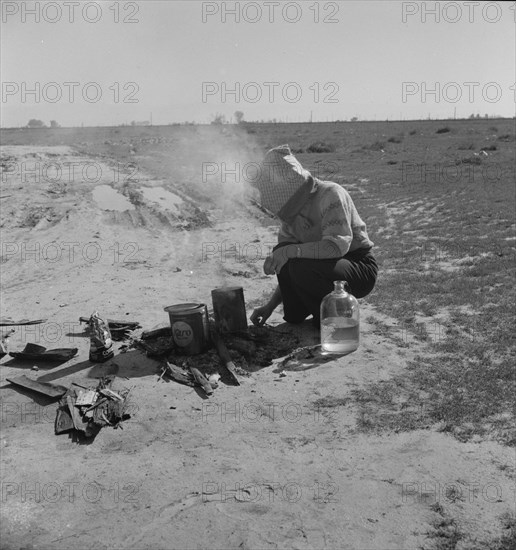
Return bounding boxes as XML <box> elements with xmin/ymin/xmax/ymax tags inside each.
<box><xmin>0</xmin><ymin>129</ymin><xmax>514</xmax><ymax>549</ymax></box>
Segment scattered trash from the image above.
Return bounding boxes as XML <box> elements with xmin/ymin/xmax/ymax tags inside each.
<box><xmin>55</xmin><ymin>375</ymin><xmax>132</xmax><ymax>438</ymax></box>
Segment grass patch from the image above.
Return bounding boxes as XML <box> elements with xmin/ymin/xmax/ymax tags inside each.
<box><xmin>363</xmin><ymin>140</ymin><xmax>385</xmax><ymax>151</ymax></box>
<box><xmin>423</xmin><ymin>503</ymin><xmax>463</xmax><ymax>550</ymax></box>
<box><xmin>436</xmin><ymin>126</ymin><xmax>451</xmax><ymax>134</ymax></box>
<box><xmin>347</xmin><ymin>120</ymin><xmax>515</xmax><ymax>446</ymax></box>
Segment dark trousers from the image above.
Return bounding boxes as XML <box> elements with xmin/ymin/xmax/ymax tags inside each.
<box><xmin>274</xmin><ymin>245</ymin><xmax>378</xmax><ymax>326</ymax></box>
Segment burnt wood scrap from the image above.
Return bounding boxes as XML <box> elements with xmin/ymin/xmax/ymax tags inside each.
<box><xmin>54</xmin><ymin>375</ymin><xmax>132</xmax><ymax>438</ymax></box>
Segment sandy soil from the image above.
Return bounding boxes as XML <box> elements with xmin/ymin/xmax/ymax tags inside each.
<box><xmin>0</xmin><ymin>142</ymin><xmax>514</xmax><ymax>549</ymax></box>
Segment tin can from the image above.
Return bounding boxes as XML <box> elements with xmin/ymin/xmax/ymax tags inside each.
<box><xmin>164</xmin><ymin>303</ymin><xmax>210</xmax><ymax>355</ymax></box>
<box><xmin>211</xmin><ymin>286</ymin><xmax>248</xmax><ymax>333</ymax></box>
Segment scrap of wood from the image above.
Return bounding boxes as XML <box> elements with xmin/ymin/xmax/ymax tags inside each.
<box><xmin>6</xmin><ymin>375</ymin><xmax>68</xmax><ymax>398</ymax></box>
<box><xmin>210</xmin><ymin>330</ymin><xmax>240</xmax><ymax>386</ymax></box>
<box><xmin>189</xmin><ymin>367</ymin><xmax>213</xmax><ymax>395</ymax></box>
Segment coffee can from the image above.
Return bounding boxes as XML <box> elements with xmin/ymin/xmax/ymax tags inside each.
<box><xmin>164</xmin><ymin>303</ymin><xmax>210</xmax><ymax>355</ymax></box>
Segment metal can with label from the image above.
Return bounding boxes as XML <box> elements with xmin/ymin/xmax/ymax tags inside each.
<box><xmin>164</xmin><ymin>303</ymin><xmax>210</xmax><ymax>355</ymax></box>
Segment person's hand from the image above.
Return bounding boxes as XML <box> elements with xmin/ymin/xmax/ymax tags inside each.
<box><xmin>250</xmin><ymin>304</ymin><xmax>273</xmax><ymax>326</ymax></box>
<box><xmin>263</xmin><ymin>248</ymin><xmax>289</xmax><ymax>275</ymax></box>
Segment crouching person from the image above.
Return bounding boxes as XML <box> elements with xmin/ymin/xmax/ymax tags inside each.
<box><xmin>250</xmin><ymin>144</ymin><xmax>378</xmax><ymax>328</ymax></box>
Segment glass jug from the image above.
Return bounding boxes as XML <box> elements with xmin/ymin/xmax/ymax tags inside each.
<box><xmin>320</xmin><ymin>281</ymin><xmax>359</xmax><ymax>353</ymax></box>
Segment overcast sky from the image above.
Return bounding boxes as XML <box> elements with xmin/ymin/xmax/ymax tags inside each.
<box><xmin>1</xmin><ymin>1</ymin><xmax>515</xmax><ymax>127</ymax></box>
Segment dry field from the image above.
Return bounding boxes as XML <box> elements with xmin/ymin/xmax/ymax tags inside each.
<box><xmin>0</xmin><ymin>119</ymin><xmax>515</xmax><ymax>549</ymax></box>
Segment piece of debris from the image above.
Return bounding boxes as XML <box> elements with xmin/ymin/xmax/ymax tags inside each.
<box><xmin>31</xmin><ymin>366</ymin><xmax>39</xmax><ymax>371</ymax></box>
<box><xmin>9</xmin><ymin>344</ymin><xmax>78</xmax><ymax>362</ymax></box>
<box><xmin>6</xmin><ymin>375</ymin><xmax>68</xmax><ymax>398</ymax></box>
<box><xmin>0</xmin><ymin>318</ymin><xmax>47</xmax><ymax>326</ymax></box>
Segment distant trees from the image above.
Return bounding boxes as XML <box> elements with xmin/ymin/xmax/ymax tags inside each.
<box><xmin>211</xmin><ymin>113</ymin><xmax>226</xmax><ymax>125</ymax></box>
<box><xmin>50</xmin><ymin>120</ymin><xmax>60</xmax><ymax>128</ymax></box>
<box><xmin>234</xmin><ymin>111</ymin><xmax>244</xmax><ymax>124</ymax></box>
<box><xmin>27</xmin><ymin>119</ymin><xmax>45</xmax><ymax>128</ymax></box>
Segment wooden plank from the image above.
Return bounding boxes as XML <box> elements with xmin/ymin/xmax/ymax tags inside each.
<box><xmin>210</xmin><ymin>330</ymin><xmax>240</xmax><ymax>386</ymax></box>
<box><xmin>6</xmin><ymin>375</ymin><xmax>68</xmax><ymax>398</ymax></box>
